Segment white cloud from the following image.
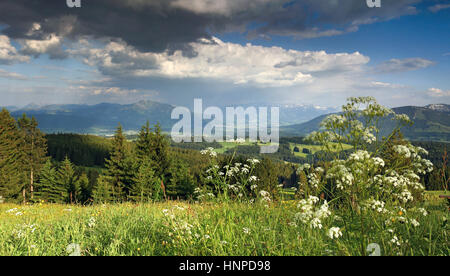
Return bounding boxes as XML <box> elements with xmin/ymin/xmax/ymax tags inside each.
<box><xmin>67</xmin><ymin>85</ymin><xmax>159</xmax><ymax>104</ymax></box>
<box><xmin>429</xmin><ymin>4</ymin><xmax>450</xmax><ymax>13</ymax></box>
<box><xmin>69</xmin><ymin>37</ymin><xmax>369</xmax><ymax>87</ymax></box>
<box><xmin>0</xmin><ymin>35</ymin><xmax>30</xmax><ymax>65</ymax></box>
<box><xmin>427</xmin><ymin>88</ymin><xmax>450</xmax><ymax>97</ymax></box>
<box><xmin>19</xmin><ymin>34</ymin><xmax>67</xmax><ymax>59</ymax></box>
<box><xmin>170</xmin><ymin>0</ymin><xmax>286</xmax><ymax>16</ymax></box>
<box><xmin>0</xmin><ymin>69</ymin><xmax>28</xmax><ymax>80</ymax></box>
<box><xmin>369</xmin><ymin>81</ymin><xmax>406</xmax><ymax>89</ymax></box>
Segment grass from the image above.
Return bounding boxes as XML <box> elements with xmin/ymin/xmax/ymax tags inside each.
<box><xmin>0</xmin><ymin>199</ymin><xmax>448</xmax><ymax>256</ymax></box>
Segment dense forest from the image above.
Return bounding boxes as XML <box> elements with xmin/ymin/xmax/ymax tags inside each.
<box><xmin>0</xmin><ymin>108</ymin><xmax>448</xmax><ymax>204</ymax></box>
<box><xmin>0</xmin><ymin>109</ymin><xmax>295</xmax><ymax>204</ymax></box>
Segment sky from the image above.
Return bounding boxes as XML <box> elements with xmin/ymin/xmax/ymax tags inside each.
<box><xmin>0</xmin><ymin>0</ymin><xmax>449</xmax><ymax>108</ymax></box>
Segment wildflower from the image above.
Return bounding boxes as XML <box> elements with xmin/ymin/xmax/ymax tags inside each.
<box><xmin>243</xmin><ymin>228</ymin><xmax>251</xmax><ymax>234</ymax></box>
<box><xmin>310</xmin><ymin>218</ymin><xmax>322</xmax><ymax>229</ymax></box>
<box><xmin>390</xmin><ymin>236</ymin><xmax>401</xmax><ymax>246</ymax></box>
<box><xmin>418</xmin><ymin>208</ymin><xmax>428</xmax><ymax>217</ymax></box>
<box><xmin>200</xmin><ymin>147</ymin><xmax>217</xmax><ymax>157</ymax></box>
<box><xmin>328</xmin><ymin>227</ymin><xmax>343</xmax><ymax>239</ymax></box>
<box><xmin>372</xmin><ymin>157</ymin><xmax>385</xmax><ymax>168</ymax></box>
<box><xmin>88</xmin><ymin>217</ymin><xmax>96</xmax><ymax>228</ymax></box>
<box><xmin>6</xmin><ymin>208</ymin><xmax>18</xmax><ymax>213</ymax></box>
<box><xmin>247</xmin><ymin>159</ymin><xmax>260</xmax><ymax>165</ymax></box>
<box><xmin>410</xmin><ymin>219</ymin><xmax>420</xmax><ymax>227</ymax></box>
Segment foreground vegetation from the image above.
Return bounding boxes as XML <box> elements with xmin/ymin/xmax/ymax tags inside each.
<box><xmin>0</xmin><ymin>197</ymin><xmax>448</xmax><ymax>256</ymax></box>
<box><xmin>1</xmin><ymin>96</ymin><xmax>449</xmax><ymax>256</ymax></box>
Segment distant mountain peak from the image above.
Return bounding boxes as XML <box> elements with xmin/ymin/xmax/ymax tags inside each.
<box><xmin>425</xmin><ymin>104</ymin><xmax>450</xmax><ymax>112</ymax></box>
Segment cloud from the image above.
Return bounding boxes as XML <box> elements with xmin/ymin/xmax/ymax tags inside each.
<box><xmin>427</xmin><ymin>88</ymin><xmax>450</xmax><ymax>97</ymax></box>
<box><xmin>368</xmin><ymin>81</ymin><xmax>406</xmax><ymax>89</ymax></box>
<box><xmin>0</xmin><ymin>0</ymin><xmax>423</xmax><ymax>54</ymax></box>
<box><xmin>0</xmin><ymin>69</ymin><xmax>28</xmax><ymax>80</ymax></box>
<box><xmin>68</xmin><ymin>85</ymin><xmax>159</xmax><ymax>104</ymax></box>
<box><xmin>19</xmin><ymin>31</ymin><xmax>68</xmax><ymax>59</ymax></box>
<box><xmin>0</xmin><ymin>35</ymin><xmax>30</xmax><ymax>65</ymax></box>
<box><xmin>375</xmin><ymin>58</ymin><xmax>435</xmax><ymax>73</ymax></box>
<box><xmin>428</xmin><ymin>4</ymin><xmax>450</xmax><ymax>13</ymax></box>
<box><xmin>68</xmin><ymin>37</ymin><xmax>369</xmax><ymax>87</ymax></box>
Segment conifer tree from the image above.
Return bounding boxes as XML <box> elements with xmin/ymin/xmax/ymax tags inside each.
<box><xmin>36</xmin><ymin>159</ymin><xmax>67</xmax><ymax>203</ymax></box>
<box><xmin>135</xmin><ymin>121</ymin><xmax>153</xmax><ymax>161</ymax></box>
<box><xmin>105</xmin><ymin>123</ymin><xmax>132</xmax><ymax>201</ymax></box>
<box><xmin>93</xmin><ymin>175</ymin><xmax>112</xmax><ymax>204</ymax></box>
<box><xmin>131</xmin><ymin>157</ymin><xmax>161</xmax><ymax>202</ymax></box>
<box><xmin>0</xmin><ymin>109</ymin><xmax>24</xmax><ymax>200</ymax></box>
<box><xmin>165</xmin><ymin>159</ymin><xmax>195</xmax><ymax>199</ymax></box>
<box><xmin>57</xmin><ymin>156</ymin><xmax>78</xmax><ymax>203</ymax></box>
<box><xmin>77</xmin><ymin>173</ymin><xmax>91</xmax><ymax>205</ymax></box>
<box><xmin>18</xmin><ymin>114</ymin><xmax>47</xmax><ymax>202</ymax></box>
<box><xmin>149</xmin><ymin>123</ymin><xmax>171</xmax><ymax>180</ymax></box>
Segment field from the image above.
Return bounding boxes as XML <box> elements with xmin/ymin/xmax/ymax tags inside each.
<box><xmin>289</xmin><ymin>143</ymin><xmax>352</xmax><ymax>158</ymax></box>
<box><xmin>214</xmin><ymin>141</ymin><xmax>278</xmax><ymax>154</ymax></box>
<box><xmin>1</xmin><ymin>195</ymin><xmax>448</xmax><ymax>256</ymax></box>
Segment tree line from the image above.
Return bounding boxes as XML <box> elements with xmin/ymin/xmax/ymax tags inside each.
<box><xmin>0</xmin><ymin>109</ymin><xmax>195</xmax><ymax>204</ymax></box>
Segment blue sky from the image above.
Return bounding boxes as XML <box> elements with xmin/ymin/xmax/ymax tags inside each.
<box><xmin>0</xmin><ymin>0</ymin><xmax>449</xmax><ymax>108</ymax></box>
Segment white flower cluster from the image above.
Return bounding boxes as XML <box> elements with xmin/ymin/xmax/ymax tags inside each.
<box><xmin>393</xmin><ymin>145</ymin><xmax>411</xmax><ymax>158</ymax></box>
<box><xmin>247</xmin><ymin>158</ymin><xmax>260</xmax><ymax>166</ymax></box>
<box><xmin>328</xmin><ymin>227</ymin><xmax>343</xmax><ymax>239</ymax></box>
<box><xmin>295</xmin><ymin>196</ymin><xmax>331</xmax><ymax>229</ymax></box>
<box><xmin>326</xmin><ymin>162</ymin><xmax>354</xmax><ymax>190</ymax></box>
<box><xmin>88</xmin><ymin>217</ymin><xmax>96</xmax><ymax>228</ymax></box>
<box><xmin>307</xmin><ymin>173</ymin><xmax>320</xmax><ymax>189</ymax></box>
<box><xmin>200</xmin><ymin>147</ymin><xmax>217</xmax><ymax>158</ymax></box>
<box><xmin>364</xmin><ymin>199</ymin><xmax>388</xmax><ymax>214</ymax></box>
<box><xmin>259</xmin><ymin>190</ymin><xmax>271</xmax><ymax>203</ymax></box>
<box><xmin>320</xmin><ymin>114</ymin><xmax>347</xmax><ymax>129</ymax></box>
<box><xmin>13</xmin><ymin>223</ymin><xmax>37</xmax><ymax>239</ymax></box>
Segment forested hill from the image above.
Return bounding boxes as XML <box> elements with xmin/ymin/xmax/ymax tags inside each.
<box><xmin>281</xmin><ymin>104</ymin><xmax>450</xmax><ymax>142</ymax></box>
<box><xmin>9</xmin><ymin>100</ymin><xmax>175</xmax><ymax>135</ymax></box>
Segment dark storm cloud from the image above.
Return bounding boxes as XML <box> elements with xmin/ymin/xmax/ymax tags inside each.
<box><xmin>0</xmin><ymin>0</ymin><xmax>439</xmax><ymax>55</ymax></box>
<box><xmin>0</xmin><ymin>0</ymin><xmax>213</xmax><ymax>53</ymax></box>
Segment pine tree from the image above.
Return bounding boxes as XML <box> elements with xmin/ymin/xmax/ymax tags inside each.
<box><xmin>57</xmin><ymin>156</ymin><xmax>78</xmax><ymax>204</ymax></box>
<box><xmin>35</xmin><ymin>159</ymin><xmax>67</xmax><ymax>203</ymax></box>
<box><xmin>105</xmin><ymin>124</ymin><xmax>132</xmax><ymax>201</ymax></box>
<box><xmin>0</xmin><ymin>109</ymin><xmax>24</xmax><ymax>200</ymax></box>
<box><xmin>131</xmin><ymin>157</ymin><xmax>161</xmax><ymax>202</ymax></box>
<box><xmin>149</xmin><ymin>123</ymin><xmax>171</xmax><ymax>180</ymax></box>
<box><xmin>135</xmin><ymin>121</ymin><xmax>153</xmax><ymax>161</ymax></box>
<box><xmin>18</xmin><ymin>114</ymin><xmax>48</xmax><ymax>202</ymax></box>
<box><xmin>93</xmin><ymin>175</ymin><xmax>112</xmax><ymax>204</ymax></box>
<box><xmin>165</xmin><ymin>159</ymin><xmax>195</xmax><ymax>199</ymax></box>
<box><xmin>77</xmin><ymin>173</ymin><xmax>90</xmax><ymax>205</ymax></box>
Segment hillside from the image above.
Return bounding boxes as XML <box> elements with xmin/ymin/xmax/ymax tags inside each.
<box><xmin>10</xmin><ymin>100</ymin><xmax>175</xmax><ymax>135</ymax></box>
<box><xmin>281</xmin><ymin>104</ymin><xmax>450</xmax><ymax>142</ymax></box>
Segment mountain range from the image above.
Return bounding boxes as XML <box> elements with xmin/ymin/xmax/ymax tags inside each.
<box><xmin>2</xmin><ymin>101</ymin><xmax>449</xmax><ymax>141</ymax></box>
<box><xmin>3</xmin><ymin>101</ymin><xmax>336</xmax><ymax>135</ymax></box>
<box><xmin>7</xmin><ymin>101</ymin><xmax>175</xmax><ymax>135</ymax></box>
<box><xmin>280</xmin><ymin>104</ymin><xmax>450</xmax><ymax>142</ymax></box>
